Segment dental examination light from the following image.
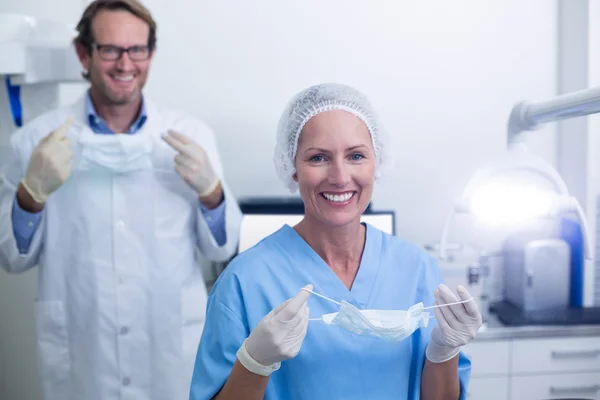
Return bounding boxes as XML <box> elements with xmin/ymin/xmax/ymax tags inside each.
<box><xmin>440</xmin><ymin>86</ymin><xmax>600</xmax><ymax>261</ymax></box>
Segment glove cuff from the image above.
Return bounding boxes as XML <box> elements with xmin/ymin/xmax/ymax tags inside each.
<box><xmin>426</xmin><ymin>340</ymin><xmax>461</xmax><ymax>364</ymax></box>
<box><xmin>198</xmin><ymin>178</ymin><xmax>220</xmax><ymax>198</ymax></box>
<box><xmin>20</xmin><ymin>179</ymin><xmax>48</xmax><ymax>204</ymax></box>
<box><xmin>236</xmin><ymin>339</ymin><xmax>281</xmax><ymax>377</ymax></box>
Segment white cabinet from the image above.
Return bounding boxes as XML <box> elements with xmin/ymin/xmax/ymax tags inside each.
<box><xmin>512</xmin><ymin>337</ymin><xmax>600</xmax><ymax>374</ymax></box>
<box><xmin>468</xmin><ymin>377</ymin><xmax>509</xmax><ymax>400</ymax></box>
<box><xmin>463</xmin><ymin>341</ymin><xmax>510</xmax><ymax>377</ymax></box>
<box><xmin>511</xmin><ymin>373</ymin><xmax>600</xmax><ymax>400</ymax></box>
<box><xmin>467</xmin><ymin>336</ymin><xmax>600</xmax><ymax>400</ymax></box>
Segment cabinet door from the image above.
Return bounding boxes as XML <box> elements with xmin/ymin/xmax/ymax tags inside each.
<box><xmin>464</xmin><ymin>341</ymin><xmax>511</xmax><ymax>377</ymax></box>
<box><xmin>467</xmin><ymin>377</ymin><xmax>509</xmax><ymax>400</ymax></box>
<box><xmin>512</xmin><ymin>337</ymin><xmax>600</xmax><ymax>374</ymax></box>
<box><xmin>511</xmin><ymin>372</ymin><xmax>600</xmax><ymax>399</ymax></box>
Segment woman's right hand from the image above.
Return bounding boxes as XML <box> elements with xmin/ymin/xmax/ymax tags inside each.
<box><xmin>237</xmin><ymin>285</ymin><xmax>312</xmax><ymax>374</ymax></box>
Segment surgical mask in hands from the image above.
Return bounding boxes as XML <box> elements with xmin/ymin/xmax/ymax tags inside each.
<box><xmin>77</xmin><ymin>129</ymin><xmax>153</xmax><ymax>173</ymax></box>
<box><xmin>21</xmin><ymin>116</ymin><xmax>75</xmax><ymax>203</ymax></box>
<box><xmin>426</xmin><ymin>284</ymin><xmax>482</xmax><ymax>363</ymax></box>
<box><xmin>321</xmin><ymin>300</ymin><xmax>430</xmax><ymax>342</ymax></box>
<box><xmin>305</xmin><ymin>288</ymin><xmax>473</xmax><ymax>344</ymax></box>
<box><xmin>236</xmin><ymin>284</ymin><xmax>312</xmax><ymax>376</ymax></box>
<box><xmin>161</xmin><ymin>130</ymin><xmax>220</xmax><ymax>197</ymax></box>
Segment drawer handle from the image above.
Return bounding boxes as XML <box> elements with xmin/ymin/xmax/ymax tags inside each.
<box><xmin>551</xmin><ymin>349</ymin><xmax>600</xmax><ymax>359</ymax></box>
<box><xmin>550</xmin><ymin>384</ymin><xmax>600</xmax><ymax>395</ymax></box>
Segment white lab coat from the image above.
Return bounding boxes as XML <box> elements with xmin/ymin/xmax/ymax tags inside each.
<box><xmin>0</xmin><ymin>95</ymin><xmax>242</xmax><ymax>400</ymax></box>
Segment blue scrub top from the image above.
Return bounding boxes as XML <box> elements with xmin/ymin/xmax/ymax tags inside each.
<box><xmin>190</xmin><ymin>223</ymin><xmax>472</xmax><ymax>399</ymax></box>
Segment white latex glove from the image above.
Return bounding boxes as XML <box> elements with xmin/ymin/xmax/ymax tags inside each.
<box><xmin>162</xmin><ymin>130</ymin><xmax>220</xmax><ymax>197</ymax></box>
<box><xmin>21</xmin><ymin>116</ymin><xmax>75</xmax><ymax>204</ymax></box>
<box><xmin>236</xmin><ymin>284</ymin><xmax>312</xmax><ymax>376</ymax></box>
<box><xmin>426</xmin><ymin>284</ymin><xmax>482</xmax><ymax>364</ymax></box>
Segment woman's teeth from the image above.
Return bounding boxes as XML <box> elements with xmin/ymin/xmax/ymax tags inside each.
<box><xmin>322</xmin><ymin>192</ymin><xmax>354</xmax><ymax>202</ymax></box>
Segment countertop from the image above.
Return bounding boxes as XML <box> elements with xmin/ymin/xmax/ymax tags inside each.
<box><xmin>474</xmin><ymin>314</ymin><xmax>600</xmax><ymax>341</ymax></box>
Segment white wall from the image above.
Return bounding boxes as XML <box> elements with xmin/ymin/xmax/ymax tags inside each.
<box><xmin>0</xmin><ymin>1</ymin><xmax>559</xmax><ymax>399</ymax></box>
<box><xmin>555</xmin><ymin>0</ymin><xmax>600</xmax><ymax>308</ymax></box>
<box><xmin>143</xmin><ymin>0</ymin><xmax>558</xmax><ymax>247</ymax></box>
<box><xmin>2</xmin><ymin>0</ymin><xmax>560</xmax><ymax>245</ymax></box>
<box><xmin>589</xmin><ymin>1</ymin><xmax>600</xmax><ymax>305</ymax></box>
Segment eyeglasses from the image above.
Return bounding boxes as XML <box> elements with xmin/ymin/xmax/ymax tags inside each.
<box><xmin>92</xmin><ymin>43</ymin><xmax>152</xmax><ymax>61</ymax></box>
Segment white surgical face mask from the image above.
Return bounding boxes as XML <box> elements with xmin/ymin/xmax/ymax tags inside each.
<box><xmin>303</xmin><ymin>288</ymin><xmax>473</xmax><ymax>343</ymax></box>
<box><xmin>76</xmin><ymin>127</ymin><xmax>154</xmax><ymax>173</ymax></box>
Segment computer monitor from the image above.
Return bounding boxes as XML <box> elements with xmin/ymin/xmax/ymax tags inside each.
<box><xmin>238</xmin><ymin>212</ymin><xmax>395</xmax><ymax>253</ymax></box>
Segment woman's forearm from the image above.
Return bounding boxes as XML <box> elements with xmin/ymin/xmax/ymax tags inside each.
<box><xmin>420</xmin><ymin>355</ymin><xmax>460</xmax><ymax>400</ymax></box>
<box><xmin>214</xmin><ymin>360</ymin><xmax>270</xmax><ymax>400</ymax></box>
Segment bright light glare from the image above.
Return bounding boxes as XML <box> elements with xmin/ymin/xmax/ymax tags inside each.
<box><xmin>470</xmin><ymin>182</ymin><xmax>556</xmax><ymax>226</ymax></box>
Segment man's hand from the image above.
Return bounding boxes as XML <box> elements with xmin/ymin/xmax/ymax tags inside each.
<box><xmin>162</xmin><ymin>130</ymin><xmax>221</xmax><ymax>198</ymax></box>
<box><xmin>21</xmin><ymin>116</ymin><xmax>75</xmax><ymax>205</ymax></box>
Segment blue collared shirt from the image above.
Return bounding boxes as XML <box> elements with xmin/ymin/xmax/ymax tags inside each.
<box><xmin>84</xmin><ymin>92</ymin><xmax>148</xmax><ymax>134</ymax></box>
<box><xmin>12</xmin><ymin>92</ymin><xmax>227</xmax><ymax>254</ymax></box>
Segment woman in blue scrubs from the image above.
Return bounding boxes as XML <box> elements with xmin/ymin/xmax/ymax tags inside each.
<box><xmin>190</xmin><ymin>83</ymin><xmax>482</xmax><ymax>400</ymax></box>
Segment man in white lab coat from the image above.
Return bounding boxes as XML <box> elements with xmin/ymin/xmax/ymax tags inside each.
<box><xmin>0</xmin><ymin>0</ymin><xmax>242</xmax><ymax>399</ymax></box>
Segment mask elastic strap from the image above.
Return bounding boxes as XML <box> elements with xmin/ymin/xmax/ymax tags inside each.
<box><xmin>302</xmin><ymin>288</ymin><xmax>345</xmax><ymax>321</ymax></box>
<box><xmin>422</xmin><ymin>297</ymin><xmax>473</xmax><ymax>311</ymax></box>
<box><xmin>303</xmin><ymin>288</ymin><xmax>473</xmax><ymax>321</ymax></box>
<box><xmin>301</xmin><ymin>288</ymin><xmax>342</xmax><ymax>306</ymax></box>
<box><xmin>302</xmin><ymin>287</ymin><xmax>473</xmax><ymax>311</ymax></box>
<box><xmin>421</xmin><ymin>298</ymin><xmax>474</xmax><ymax>320</ymax></box>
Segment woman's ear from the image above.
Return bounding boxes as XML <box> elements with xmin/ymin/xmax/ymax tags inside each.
<box><xmin>292</xmin><ymin>172</ymin><xmax>298</xmax><ymax>182</ymax></box>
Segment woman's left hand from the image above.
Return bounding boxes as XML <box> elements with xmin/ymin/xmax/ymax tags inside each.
<box><xmin>426</xmin><ymin>284</ymin><xmax>482</xmax><ymax>363</ymax></box>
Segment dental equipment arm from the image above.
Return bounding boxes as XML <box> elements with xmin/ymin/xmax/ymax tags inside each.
<box><xmin>508</xmin><ymin>86</ymin><xmax>600</xmax><ymax>144</ymax></box>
